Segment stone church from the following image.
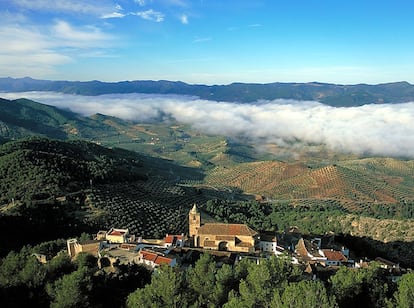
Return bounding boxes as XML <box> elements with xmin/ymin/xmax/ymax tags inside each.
<box><xmin>189</xmin><ymin>204</ymin><xmax>258</xmax><ymax>253</ymax></box>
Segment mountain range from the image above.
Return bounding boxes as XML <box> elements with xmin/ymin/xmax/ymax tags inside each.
<box><xmin>1</xmin><ymin>77</ymin><xmax>414</xmax><ymax>106</ymax></box>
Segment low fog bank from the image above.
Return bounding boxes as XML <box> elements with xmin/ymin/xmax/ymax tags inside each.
<box><xmin>2</xmin><ymin>91</ymin><xmax>414</xmax><ymax>158</ymax></box>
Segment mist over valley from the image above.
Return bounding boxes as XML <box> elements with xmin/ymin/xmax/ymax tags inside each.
<box><xmin>2</xmin><ymin>90</ymin><xmax>414</xmax><ymax>159</ymax></box>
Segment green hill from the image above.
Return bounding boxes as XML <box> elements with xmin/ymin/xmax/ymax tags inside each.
<box><xmin>0</xmin><ymin>137</ymin><xmax>148</xmax><ymax>204</ymax></box>
<box><xmin>0</xmin><ymin>97</ymin><xmax>121</xmax><ymax>141</ymax></box>
<box><xmin>0</xmin><ymin>137</ymin><xmax>214</xmax><ymax>254</ymax></box>
<box><xmin>0</xmin><ymin>98</ymin><xmax>74</xmax><ymax>139</ymax></box>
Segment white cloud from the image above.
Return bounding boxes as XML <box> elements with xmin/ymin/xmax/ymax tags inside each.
<box><xmin>0</xmin><ymin>11</ymin><xmax>28</xmax><ymax>24</ymax></box>
<box><xmin>0</xmin><ymin>25</ymin><xmax>51</xmax><ymax>53</ymax></box>
<box><xmin>133</xmin><ymin>9</ymin><xmax>165</xmax><ymax>22</ymax></box>
<box><xmin>52</xmin><ymin>20</ymin><xmax>112</xmax><ymax>47</ymax></box>
<box><xmin>180</xmin><ymin>14</ymin><xmax>188</xmax><ymax>24</ymax></box>
<box><xmin>2</xmin><ymin>92</ymin><xmax>414</xmax><ymax>158</ymax></box>
<box><xmin>0</xmin><ymin>24</ymin><xmax>70</xmax><ymax>77</ymax></box>
<box><xmin>101</xmin><ymin>12</ymin><xmax>126</xmax><ymax>19</ymax></box>
<box><xmin>0</xmin><ymin>54</ymin><xmax>71</xmax><ymax>78</ymax></box>
<box><xmin>0</xmin><ymin>19</ymin><xmax>114</xmax><ymax>78</ymax></box>
<box><xmin>0</xmin><ymin>20</ymin><xmax>113</xmax><ymax>52</ymax></box>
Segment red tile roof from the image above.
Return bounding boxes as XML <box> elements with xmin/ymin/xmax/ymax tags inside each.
<box><xmin>140</xmin><ymin>250</ymin><xmax>158</xmax><ymax>262</ymax></box>
<box><xmin>164</xmin><ymin>234</ymin><xmax>183</xmax><ymax>244</ymax></box>
<box><xmin>198</xmin><ymin>223</ymin><xmax>258</xmax><ymax>237</ymax></box>
<box><xmin>322</xmin><ymin>249</ymin><xmax>347</xmax><ymax>262</ymax></box>
<box><xmin>110</xmin><ymin>230</ymin><xmax>125</xmax><ymax>236</ymax></box>
<box><xmin>140</xmin><ymin>250</ymin><xmax>174</xmax><ymax>265</ymax></box>
<box><xmin>155</xmin><ymin>256</ymin><xmax>173</xmax><ymax>265</ymax></box>
<box><xmin>165</xmin><ymin>235</ymin><xmax>174</xmax><ymax>244</ymax></box>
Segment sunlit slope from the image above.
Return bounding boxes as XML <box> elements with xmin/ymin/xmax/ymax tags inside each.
<box><xmin>204</xmin><ymin>159</ymin><xmax>414</xmax><ymax>202</ymax></box>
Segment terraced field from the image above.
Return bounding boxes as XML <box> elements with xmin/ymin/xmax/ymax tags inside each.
<box><xmin>204</xmin><ymin>161</ymin><xmax>307</xmax><ymax>193</ymax></box>
<box><xmin>85</xmin><ymin>179</ymin><xmax>202</xmax><ymax>237</ymax></box>
<box><xmin>203</xmin><ymin>159</ymin><xmax>414</xmax><ymax>213</ymax></box>
<box><xmin>83</xmin><ymin>178</ymin><xmax>251</xmax><ymax>237</ymax></box>
<box><xmin>341</xmin><ymin>158</ymin><xmax>414</xmax><ymax>197</ymax></box>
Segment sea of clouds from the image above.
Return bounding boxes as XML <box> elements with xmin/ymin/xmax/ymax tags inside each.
<box><xmin>2</xmin><ymin>91</ymin><xmax>414</xmax><ymax>158</ymax></box>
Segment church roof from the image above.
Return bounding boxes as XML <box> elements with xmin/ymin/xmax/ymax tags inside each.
<box><xmin>197</xmin><ymin>223</ymin><xmax>258</xmax><ymax>237</ymax></box>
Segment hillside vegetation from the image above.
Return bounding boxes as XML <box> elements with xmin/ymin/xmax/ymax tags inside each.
<box><xmin>0</xmin><ymin>137</ymin><xmax>223</xmax><ymax>254</ymax></box>
<box><xmin>3</xmin><ymin>242</ymin><xmax>413</xmax><ymax>308</ymax></box>
<box><xmin>1</xmin><ymin>97</ymin><xmax>414</xmax><ymax>266</ymax></box>
<box><xmin>205</xmin><ymin>159</ymin><xmax>414</xmax><ymax>205</ymax></box>
<box><xmin>0</xmin><ymin>138</ymin><xmax>148</xmax><ymax>204</ymax></box>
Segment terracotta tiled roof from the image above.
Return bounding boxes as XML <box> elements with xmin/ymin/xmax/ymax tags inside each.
<box><xmin>110</xmin><ymin>230</ymin><xmax>125</xmax><ymax>236</ymax></box>
<box><xmin>155</xmin><ymin>256</ymin><xmax>173</xmax><ymax>265</ymax></box>
<box><xmin>322</xmin><ymin>249</ymin><xmax>347</xmax><ymax>262</ymax></box>
<box><xmin>164</xmin><ymin>234</ymin><xmax>183</xmax><ymax>244</ymax></box>
<box><xmin>140</xmin><ymin>250</ymin><xmax>158</xmax><ymax>262</ymax></box>
<box><xmin>140</xmin><ymin>250</ymin><xmax>174</xmax><ymax>265</ymax></box>
<box><xmin>165</xmin><ymin>235</ymin><xmax>175</xmax><ymax>244</ymax></box>
<box><xmin>198</xmin><ymin>223</ymin><xmax>258</xmax><ymax>237</ymax></box>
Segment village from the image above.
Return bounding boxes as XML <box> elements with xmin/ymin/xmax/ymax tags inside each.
<box><xmin>63</xmin><ymin>204</ymin><xmax>407</xmax><ymax>281</ymax></box>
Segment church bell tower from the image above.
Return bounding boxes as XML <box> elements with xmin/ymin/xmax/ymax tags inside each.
<box><xmin>189</xmin><ymin>203</ymin><xmax>201</xmax><ymax>241</ymax></box>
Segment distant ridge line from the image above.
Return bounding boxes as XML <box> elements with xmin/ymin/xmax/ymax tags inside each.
<box><xmin>1</xmin><ymin>77</ymin><xmax>414</xmax><ymax>106</ymax></box>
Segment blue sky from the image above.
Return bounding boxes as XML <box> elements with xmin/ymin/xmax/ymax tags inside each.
<box><xmin>1</xmin><ymin>0</ymin><xmax>414</xmax><ymax>85</ymax></box>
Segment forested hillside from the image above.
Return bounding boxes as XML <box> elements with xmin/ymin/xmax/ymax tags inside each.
<box><xmin>0</xmin><ymin>138</ymin><xmax>150</xmax><ymax>254</ymax></box>
<box><xmin>0</xmin><ymin>137</ymin><xmax>212</xmax><ymax>254</ymax></box>
<box><xmin>1</xmin><ymin>245</ymin><xmax>413</xmax><ymax>308</ymax></box>
<box><xmin>0</xmin><ymin>138</ymin><xmax>147</xmax><ymax>203</ymax></box>
<box><xmin>0</xmin><ymin>97</ymin><xmax>130</xmax><ymax>141</ymax></box>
